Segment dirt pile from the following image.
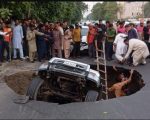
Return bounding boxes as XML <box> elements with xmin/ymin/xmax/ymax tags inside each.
<box><xmin>4</xmin><ymin>71</ymin><xmax>36</xmax><ymax>95</ymax></box>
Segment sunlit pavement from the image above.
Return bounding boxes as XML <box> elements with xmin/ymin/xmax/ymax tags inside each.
<box><xmin>0</xmin><ymin>57</ymin><xmax>150</xmax><ymax>119</ymax></box>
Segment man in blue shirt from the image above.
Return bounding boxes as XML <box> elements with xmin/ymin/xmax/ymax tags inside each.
<box><xmin>125</xmin><ymin>24</ymin><xmax>138</xmax><ymax>40</ymax></box>
<box><xmin>125</xmin><ymin>24</ymin><xmax>138</xmax><ymax>65</ymax></box>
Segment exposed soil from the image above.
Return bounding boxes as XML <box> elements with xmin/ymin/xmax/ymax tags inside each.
<box><xmin>0</xmin><ymin>60</ymin><xmax>43</xmax><ymax>95</ymax></box>
<box><xmin>4</xmin><ymin>71</ymin><xmax>36</xmax><ymax>95</ymax></box>
<box><xmin>0</xmin><ymin>60</ymin><xmax>145</xmax><ymax>102</ymax></box>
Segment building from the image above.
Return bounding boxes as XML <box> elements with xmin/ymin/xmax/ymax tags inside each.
<box><xmin>117</xmin><ymin>2</ymin><xmax>146</xmax><ymax>19</ymax></box>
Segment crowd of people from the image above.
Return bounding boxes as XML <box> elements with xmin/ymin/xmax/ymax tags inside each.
<box><xmin>0</xmin><ymin>18</ymin><xmax>81</xmax><ymax>64</ymax></box>
<box><xmin>87</xmin><ymin>19</ymin><xmax>150</xmax><ymax>67</ymax></box>
<box><xmin>0</xmin><ymin>18</ymin><xmax>150</xmax><ymax>67</ymax></box>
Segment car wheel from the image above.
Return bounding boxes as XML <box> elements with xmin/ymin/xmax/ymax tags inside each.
<box><xmin>26</xmin><ymin>77</ymin><xmax>44</xmax><ymax>100</ymax></box>
<box><xmin>85</xmin><ymin>90</ymin><xmax>99</xmax><ymax>102</ymax></box>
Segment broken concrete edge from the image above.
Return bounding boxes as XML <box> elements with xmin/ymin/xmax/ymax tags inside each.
<box><xmin>4</xmin><ymin>64</ymin><xmax>145</xmax><ymax>105</ymax></box>
<box><xmin>13</xmin><ymin>95</ymin><xmax>30</xmax><ymax>104</ymax></box>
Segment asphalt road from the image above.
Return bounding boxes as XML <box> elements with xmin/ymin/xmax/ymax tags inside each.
<box><xmin>0</xmin><ymin>57</ymin><xmax>150</xmax><ymax>119</ymax></box>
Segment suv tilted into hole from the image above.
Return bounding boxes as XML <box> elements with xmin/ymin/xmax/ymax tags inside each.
<box><xmin>27</xmin><ymin>57</ymin><xmax>101</xmax><ymax>104</ymax></box>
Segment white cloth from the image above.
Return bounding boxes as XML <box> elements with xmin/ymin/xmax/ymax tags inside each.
<box><xmin>113</xmin><ymin>33</ymin><xmax>128</xmax><ymax>61</ymax></box>
<box><xmin>125</xmin><ymin>38</ymin><xmax>150</xmax><ymax>65</ymax></box>
<box><xmin>12</xmin><ymin>25</ymin><xmax>24</xmax><ymax>49</ymax></box>
<box><xmin>115</xmin><ymin>54</ymin><xmax>124</xmax><ymax>61</ymax></box>
<box><xmin>58</xmin><ymin>27</ymin><xmax>64</xmax><ymax>50</ymax></box>
<box><xmin>114</xmin><ymin>33</ymin><xmax>128</xmax><ymax>55</ymax></box>
<box><xmin>13</xmin><ymin>47</ymin><xmax>24</xmax><ymax>59</ymax></box>
<box><xmin>125</xmin><ymin>39</ymin><xmax>149</xmax><ymax>59</ymax></box>
<box><xmin>0</xmin><ymin>31</ymin><xmax>7</xmax><ymax>35</ymax></box>
<box><xmin>58</xmin><ymin>27</ymin><xmax>64</xmax><ymax>36</ymax></box>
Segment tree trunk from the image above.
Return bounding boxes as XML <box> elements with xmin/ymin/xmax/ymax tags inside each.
<box><xmin>27</xmin><ymin>5</ymin><xmax>31</xmax><ymax>19</ymax></box>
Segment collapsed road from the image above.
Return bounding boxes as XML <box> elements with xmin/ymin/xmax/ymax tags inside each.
<box><xmin>4</xmin><ymin>58</ymin><xmax>144</xmax><ymax>104</ymax></box>
<box><xmin>0</xmin><ymin>57</ymin><xmax>150</xmax><ymax>119</ymax></box>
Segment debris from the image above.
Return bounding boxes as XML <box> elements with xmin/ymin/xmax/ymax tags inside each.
<box><xmin>13</xmin><ymin>95</ymin><xmax>30</xmax><ymax>104</ymax></box>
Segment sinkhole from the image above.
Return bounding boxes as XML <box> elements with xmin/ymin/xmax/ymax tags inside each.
<box><xmin>4</xmin><ymin>65</ymin><xmax>145</xmax><ymax>105</ymax></box>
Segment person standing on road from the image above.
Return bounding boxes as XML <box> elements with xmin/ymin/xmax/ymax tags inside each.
<box><xmin>106</xmin><ymin>23</ymin><xmax>116</xmax><ymax>61</ymax></box>
<box><xmin>72</xmin><ymin>23</ymin><xmax>81</xmax><ymax>58</ymax></box>
<box><xmin>137</xmin><ymin>20</ymin><xmax>144</xmax><ymax>40</ymax></box>
<box><xmin>125</xmin><ymin>24</ymin><xmax>138</xmax><ymax>40</ymax></box>
<box><xmin>94</xmin><ymin>23</ymin><xmax>106</xmax><ymax>52</ymax></box>
<box><xmin>63</xmin><ymin>25</ymin><xmax>74</xmax><ymax>59</ymax></box>
<box><xmin>57</xmin><ymin>22</ymin><xmax>64</xmax><ymax>55</ymax></box>
<box><xmin>0</xmin><ymin>27</ymin><xmax>11</xmax><ymax>64</ymax></box>
<box><xmin>130</xmin><ymin>23</ymin><xmax>138</xmax><ymax>36</ymax></box>
<box><xmin>117</xmin><ymin>21</ymin><xmax>126</xmax><ymax>34</ymax></box>
<box><xmin>36</xmin><ymin>24</ymin><xmax>47</xmax><ymax>62</ymax></box>
<box><xmin>52</xmin><ymin>23</ymin><xmax>62</xmax><ymax>58</ymax></box>
<box><xmin>22</xmin><ymin>19</ymin><xmax>30</xmax><ymax>59</ymax></box>
<box><xmin>63</xmin><ymin>20</ymin><xmax>69</xmax><ymax>33</ymax></box>
<box><xmin>143</xmin><ymin>20</ymin><xmax>150</xmax><ymax>43</ymax></box>
<box><xmin>44</xmin><ymin>26</ymin><xmax>54</xmax><ymax>60</ymax></box>
<box><xmin>26</xmin><ymin>24</ymin><xmax>48</xmax><ymax>62</ymax></box>
<box><xmin>87</xmin><ymin>24</ymin><xmax>96</xmax><ymax>58</ymax></box>
<box><xmin>0</xmin><ymin>29</ymin><xmax>5</xmax><ymax>65</ymax></box>
<box><xmin>143</xmin><ymin>20</ymin><xmax>150</xmax><ymax>57</ymax></box>
<box><xmin>3</xmin><ymin>21</ymin><xmax>12</xmax><ymax>62</ymax></box>
<box><xmin>125</xmin><ymin>24</ymin><xmax>138</xmax><ymax>65</ymax></box>
<box><xmin>12</xmin><ymin>19</ymin><xmax>24</xmax><ymax>60</ymax></box>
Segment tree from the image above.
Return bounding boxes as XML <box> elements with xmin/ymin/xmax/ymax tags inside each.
<box><xmin>0</xmin><ymin>8</ymin><xmax>12</xmax><ymax>19</ymax></box>
<box><xmin>0</xmin><ymin>1</ymin><xmax>88</xmax><ymax>23</ymax></box>
<box><xmin>91</xmin><ymin>3</ymin><xmax>104</xmax><ymax>20</ymax></box>
<box><xmin>86</xmin><ymin>13</ymin><xmax>93</xmax><ymax>20</ymax></box>
<box><xmin>91</xmin><ymin>2</ymin><xmax>119</xmax><ymax>21</ymax></box>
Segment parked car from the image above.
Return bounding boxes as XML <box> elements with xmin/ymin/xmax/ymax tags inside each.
<box><xmin>27</xmin><ymin>57</ymin><xmax>101</xmax><ymax>103</ymax></box>
<box><xmin>80</xmin><ymin>26</ymin><xmax>89</xmax><ymax>52</ymax></box>
<box><xmin>70</xmin><ymin>25</ymin><xmax>89</xmax><ymax>55</ymax></box>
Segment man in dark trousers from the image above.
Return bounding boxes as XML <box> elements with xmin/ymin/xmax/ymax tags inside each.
<box><xmin>22</xmin><ymin>19</ymin><xmax>30</xmax><ymax>58</ymax></box>
<box><xmin>95</xmin><ymin>20</ymin><xmax>106</xmax><ymax>52</ymax></box>
<box><xmin>36</xmin><ymin>24</ymin><xmax>47</xmax><ymax>62</ymax></box>
<box><xmin>125</xmin><ymin>24</ymin><xmax>138</xmax><ymax>40</ymax></box>
<box><xmin>143</xmin><ymin>20</ymin><xmax>150</xmax><ymax>58</ymax></box>
<box><xmin>125</xmin><ymin>24</ymin><xmax>138</xmax><ymax>65</ymax></box>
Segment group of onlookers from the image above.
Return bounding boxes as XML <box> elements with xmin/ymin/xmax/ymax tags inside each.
<box><xmin>0</xmin><ymin>17</ymin><xmax>150</xmax><ymax>67</ymax></box>
<box><xmin>0</xmin><ymin>18</ymin><xmax>83</xmax><ymax>65</ymax></box>
<box><xmin>86</xmin><ymin>19</ymin><xmax>150</xmax><ymax>66</ymax></box>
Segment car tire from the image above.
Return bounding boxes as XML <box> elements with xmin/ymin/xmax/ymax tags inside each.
<box><xmin>85</xmin><ymin>90</ymin><xmax>99</xmax><ymax>102</ymax></box>
<box><xmin>26</xmin><ymin>77</ymin><xmax>44</xmax><ymax>100</ymax></box>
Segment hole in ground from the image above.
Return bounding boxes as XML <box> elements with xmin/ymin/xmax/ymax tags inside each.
<box><xmin>4</xmin><ymin>65</ymin><xmax>145</xmax><ymax>104</ymax></box>
<box><xmin>90</xmin><ymin>65</ymin><xmax>145</xmax><ymax>99</ymax></box>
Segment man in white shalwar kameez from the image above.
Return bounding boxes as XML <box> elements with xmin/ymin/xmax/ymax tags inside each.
<box><xmin>113</xmin><ymin>33</ymin><xmax>128</xmax><ymax>63</ymax></box>
<box><xmin>12</xmin><ymin>20</ymin><xmax>24</xmax><ymax>59</ymax></box>
<box><xmin>123</xmin><ymin>38</ymin><xmax>150</xmax><ymax>66</ymax></box>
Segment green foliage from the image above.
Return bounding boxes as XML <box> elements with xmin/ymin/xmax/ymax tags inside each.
<box><xmin>91</xmin><ymin>2</ymin><xmax>119</xmax><ymax>21</ymax></box>
<box><xmin>0</xmin><ymin>8</ymin><xmax>12</xmax><ymax>19</ymax></box>
<box><xmin>86</xmin><ymin>13</ymin><xmax>93</xmax><ymax>20</ymax></box>
<box><xmin>0</xmin><ymin>1</ymin><xmax>87</xmax><ymax>23</ymax></box>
